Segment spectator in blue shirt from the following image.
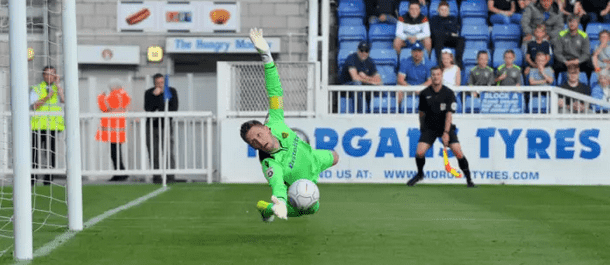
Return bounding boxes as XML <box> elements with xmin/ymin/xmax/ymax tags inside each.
<box><xmin>429</xmin><ymin>1</ymin><xmax>465</xmax><ymax>69</ymax></box>
<box><xmin>396</xmin><ymin>42</ymin><xmax>431</xmax><ymax>105</ymax></box>
<box><xmin>338</xmin><ymin>41</ymin><xmax>382</xmax><ymax>112</ymax></box>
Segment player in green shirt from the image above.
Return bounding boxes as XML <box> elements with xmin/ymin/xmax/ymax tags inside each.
<box><xmin>240</xmin><ymin>28</ymin><xmax>339</xmax><ymax>222</ymax></box>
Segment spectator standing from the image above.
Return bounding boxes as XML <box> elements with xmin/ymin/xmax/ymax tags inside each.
<box><xmin>592</xmin><ymin>30</ymin><xmax>610</xmax><ymax>73</ymax></box>
<box><xmin>430</xmin><ymin>1</ymin><xmax>465</xmax><ymax>68</ymax></box>
<box><xmin>144</xmin><ymin>73</ymin><xmax>179</xmax><ymax>184</ymax></box>
<box><xmin>30</xmin><ymin>66</ymin><xmax>64</xmax><ymax>185</ymax></box>
<box><xmin>338</xmin><ymin>41</ymin><xmax>381</xmax><ymax>112</ymax></box>
<box><xmin>394</xmin><ymin>1</ymin><xmax>432</xmax><ymax>55</ymax></box>
<box><xmin>96</xmin><ymin>79</ymin><xmax>131</xmax><ymax>182</ymax></box>
<box><xmin>521</xmin><ymin>0</ymin><xmax>564</xmax><ymax>45</ymax></box>
<box><xmin>495</xmin><ymin>50</ymin><xmax>523</xmax><ymax>86</ymax></box>
<box><xmin>553</xmin><ymin>14</ymin><xmax>591</xmax><ymax>74</ymax></box>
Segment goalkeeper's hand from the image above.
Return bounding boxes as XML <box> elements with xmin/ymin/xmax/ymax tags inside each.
<box><xmin>271</xmin><ymin>196</ymin><xmax>288</xmax><ymax>220</ymax></box>
<box><xmin>249</xmin><ymin>28</ymin><xmax>270</xmax><ymax>54</ymax></box>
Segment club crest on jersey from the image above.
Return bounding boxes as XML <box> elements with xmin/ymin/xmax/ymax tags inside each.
<box><xmin>440</xmin><ymin>103</ymin><xmax>446</xmax><ymax>111</ymax></box>
<box><xmin>451</xmin><ymin>102</ymin><xmax>457</xmax><ymax>111</ymax></box>
<box><xmin>266</xmin><ymin>167</ymin><xmax>274</xmax><ymax>179</ymax></box>
<box><xmin>282</xmin><ymin>132</ymin><xmax>289</xmax><ymax>139</ymax></box>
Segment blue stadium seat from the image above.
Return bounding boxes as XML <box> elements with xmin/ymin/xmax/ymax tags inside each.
<box><xmin>339</xmin><ymin>17</ymin><xmax>364</xmax><ymax>26</ymax></box>
<box><xmin>337</xmin><ymin>49</ymin><xmax>355</xmax><ymax>70</ymax></box>
<box><xmin>455</xmin><ymin>94</ymin><xmax>463</xmax><ymax>113</ymax></box>
<box><xmin>591</xmin><ymin>86</ymin><xmax>610</xmax><ymax>112</ymax></box>
<box><xmin>339</xmin><ymin>96</ymin><xmax>355</xmax><ymax>113</ymax></box>
<box><xmin>339</xmin><ymin>40</ymin><xmax>360</xmax><ymax>51</ymax></box>
<box><xmin>462</xmin><ymin>65</ymin><xmax>475</xmax><ymax>85</ymax></box>
<box><xmin>337</xmin><ymin>0</ymin><xmax>366</xmax><ymax>18</ymax></box>
<box><xmin>590</xmin><ymin>72</ymin><xmax>599</xmax><ymax>88</ymax></box>
<box><xmin>557</xmin><ymin>72</ymin><xmax>588</xmax><ymax>85</ymax></box>
<box><xmin>460</xmin><ymin>1</ymin><xmax>488</xmax><ymax>18</ymax></box>
<box><xmin>493</xmin><ymin>40</ymin><xmax>519</xmax><ymax>49</ymax></box>
<box><xmin>491</xmin><ymin>24</ymin><xmax>522</xmax><ymax>42</ymax></box>
<box><xmin>493</xmin><ymin>48</ymin><xmax>523</xmax><ymax>68</ymax></box>
<box><xmin>590</xmin><ymin>40</ymin><xmax>600</xmax><ymax>55</ymax></box>
<box><xmin>371</xmin><ymin>92</ymin><xmax>398</xmax><ymax>113</ymax></box>
<box><xmin>461</xmin><ymin>17</ymin><xmax>487</xmax><ymax>27</ymax></box>
<box><xmin>371</xmin><ymin>41</ymin><xmax>393</xmax><ymax>50</ymax></box>
<box><xmin>586</xmin><ymin>23</ymin><xmax>610</xmax><ymax>42</ymax></box>
<box><xmin>529</xmin><ymin>96</ymin><xmax>548</xmax><ymax>113</ymax></box>
<box><xmin>430</xmin><ymin>0</ymin><xmax>458</xmax><ymax>17</ymax></box>
<box><xmin>462</xmin><ymin>48</ymin><xmax>491</xmax><ymax>67</ymax></box>
<box><xmin>461</xmin><ymin>25</ymin><xmax>490</xmax><ymax>42</ymax></box>
<box><xmin>464</xmin><ymin>95</ymin><xmax>481</xmax><ymax>113</ymax></box>
<box><xmin>399</xmin><ymin>94</ymin><xmax>419</xmax><ymax>113</ymax></box>
<box><xmin>398</xmin><ymin>1</ymin><xmax>429</xmax><ymax>17</ymax></box>
<box><xmin>464</xmin><ymin>40</ymin><xmax>488</xmax><ymax>50</ymax></box>
<box><xmin>370</xmin><ymin>48</ymin><xmax>398</xmax><ymax>67</ymax></box>
<box><xmin>369</xmin><ymin>23</ymin><xmax>396</xmax><ymax>43</ymax></box>
<box><xmin>338</xmin><ymin>25</ymin><xmax>367</xmax><ymax>43</ymax></box>
<box><xmin>377</xmin><ymin>65</ymin><xmax>398</xmax><ymax>85</ymax></box>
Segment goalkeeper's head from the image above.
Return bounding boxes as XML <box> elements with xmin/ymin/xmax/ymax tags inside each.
<box><xmin>240</xmin><ymin>120</ymin><xmax>278</xmax><ymax>153</ymax></box>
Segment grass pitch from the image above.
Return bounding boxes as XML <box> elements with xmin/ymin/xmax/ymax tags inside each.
<box><xmin>4</xmin><ymin>184</ymin><xmax>610</xmax><ymax>265</ymax></box>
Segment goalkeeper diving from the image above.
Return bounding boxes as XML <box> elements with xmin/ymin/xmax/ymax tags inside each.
<box><xmin>240</xmin><ymin>28</ymin><xmax>339</xmax><ymax>222</ymax></box>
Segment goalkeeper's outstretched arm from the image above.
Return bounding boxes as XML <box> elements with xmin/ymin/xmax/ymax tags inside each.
<box><xmin>250</xmin><ymin>28</ymin><xmax>284</xmax><ymax>124</ymax></box>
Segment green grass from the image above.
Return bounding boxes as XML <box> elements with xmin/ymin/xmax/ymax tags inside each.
<box><xmin>5</xmin><ymin>184</ymin><xmax>610</xmax><ymax>264</ymax></box>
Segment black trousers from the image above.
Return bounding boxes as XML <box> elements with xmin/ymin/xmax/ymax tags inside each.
<box><xmin>31</xmin><ymin>130</ymin><xmax>57</xmax><ymax>185</ymax></box>
<box><xmin>146</xmin><ymin>125</ymin><xmax>176</xmax><ymax>182</ymax></box>
<box><xmin>433</xmin><ymin>35</ymin><xmax>465</xmax><ymax>68</ymax></box>
<box><xmin>110</xmin><ymin>143</ymin><xmax>126</xmax><ymax>171</ymax></box>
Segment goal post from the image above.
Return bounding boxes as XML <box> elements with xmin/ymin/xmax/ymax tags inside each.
<box><xmin>9</xmin><ymin>0</ymin><xmax>33</xmax><ymax>260</ymax></box>
<box><xmin>62</xmin><ymin>0</ymin><xmax>83</xmax><ymax>233</ymax></box>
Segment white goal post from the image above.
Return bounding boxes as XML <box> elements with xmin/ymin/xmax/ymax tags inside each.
<box><xmin>7</xmin><ymin>0</ymin><xmax>82</xmax><ymax>260</ymax></box>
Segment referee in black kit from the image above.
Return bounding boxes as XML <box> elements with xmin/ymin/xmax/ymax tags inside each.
<box><xmin>407</xmin><ymin>66</ymin><xmax>475</xmax><ymax>188</ymax></box>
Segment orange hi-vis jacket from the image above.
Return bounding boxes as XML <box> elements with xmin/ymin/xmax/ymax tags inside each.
<box><xmin>95</xmin><ymin>88</ymin><xmax>131</xmax><ymax>143</ymax></box>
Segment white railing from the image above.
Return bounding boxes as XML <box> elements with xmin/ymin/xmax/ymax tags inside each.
<box><xmin>0</xmin><ymin>111</ymin><xmax>215</xmax><ymax>183</ymax></box>
<box><xmin>326</xmin><ymin>85</ymin><xmax>610</xmax><ymax>118</ymax></box>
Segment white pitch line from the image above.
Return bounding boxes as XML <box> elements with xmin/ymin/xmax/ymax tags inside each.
<box><xmin>13</xmin><ymin>186</ymin><xmax>169</xmax><ymax>265</ymax></box>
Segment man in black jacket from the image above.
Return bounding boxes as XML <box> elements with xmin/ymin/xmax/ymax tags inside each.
<box><xmin>144</xmin><ymin>73</ymin><xmax>179</xmax><ymax>184</ymax></box>
<box><xmin>430</xmin><ymin>0</ymin><xmax>465</xmax><ymax>68</ymax></box>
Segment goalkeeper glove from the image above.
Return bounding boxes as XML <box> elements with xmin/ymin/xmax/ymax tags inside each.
<box><xmin>249</xmin><ymin>28</ymin><xmax>273</xmax><ymax>64</ymax></box>
<box><xmin>271</xmin><ymin>196</ymin><xmax>288</xmax><ymax>220</ymax></box>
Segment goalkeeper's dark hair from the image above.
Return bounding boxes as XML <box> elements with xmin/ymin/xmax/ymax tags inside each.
<box><xmin>240</xmin><ymin>120</ymin><xmax>263</xmax><ymax>143</ymax></box>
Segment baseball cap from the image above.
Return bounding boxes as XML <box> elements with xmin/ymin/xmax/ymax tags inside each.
<box><xmin>357</xmin><ymin>41</ymin><xmax>370</xmax><ymax>52</ymax></box>
<box><xmin>412</xmin><ymin>42</ymin><xmax>423</xmax><ymax>51</ymax></box>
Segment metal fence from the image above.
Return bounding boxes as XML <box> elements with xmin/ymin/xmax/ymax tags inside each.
<box><xmin>0</xmin><ymin>111</ymin><xmax>214</xmax><ymax>183</ymax></box>
<box><xmin>327</xmin><ymin>85</ymin><xmax>610</xmax><ymax>117</ymax></box>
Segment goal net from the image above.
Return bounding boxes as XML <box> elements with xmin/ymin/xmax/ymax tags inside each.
<box><xmin>0</xmin><ymin>0</ymin><xmax>69</xmax><ymax>258</ymax></box>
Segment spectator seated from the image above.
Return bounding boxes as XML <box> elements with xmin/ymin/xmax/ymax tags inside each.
<box><xmin>399</xmin><ymin>1</ymin><xmax>429</xmax><ymax>17</ymax></box>
<box><xmin>430</xmin><ymin>0</ymin><xmax>458</xmax><ymax>17</ymax></box>
<box><xmin>493</xmin><ymin>48</ymin><xmax>523</xmax><ymax>68</ymax></box>
<box><xmin>557</xmin><ymin>72</ymin><xmax>588</xmax><ymax>86</ymax></box>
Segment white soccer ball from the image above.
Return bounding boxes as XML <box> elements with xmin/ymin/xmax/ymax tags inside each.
<box><xmin>288</xmin><ymin>179</ymin><xmax>320</xmax><ymax>211</ymax></box>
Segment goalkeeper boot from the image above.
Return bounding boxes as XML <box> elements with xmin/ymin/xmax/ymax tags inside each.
<box><xmin>406</xmin><ymin>173</ymin><xmax>423</xmax><ymax>186</ymax></box>
<box><xmin>257</xmin><ymin>200</ymin><xmax>275</xmax><ymax>222</ymax></box>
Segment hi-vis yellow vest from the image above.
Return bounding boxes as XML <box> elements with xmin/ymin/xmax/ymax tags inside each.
<box><xmin>31</xmin><ymin>81</ymin><xmax>64</xmax><ymax>131</ymax></box>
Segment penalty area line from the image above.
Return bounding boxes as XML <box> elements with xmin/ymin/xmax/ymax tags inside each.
<box><xmin>14</xmin><ymin>186</ymin><xmax>169</xmax><ymax>265</ymax></box>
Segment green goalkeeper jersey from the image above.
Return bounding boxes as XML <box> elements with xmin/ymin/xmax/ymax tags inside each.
<box><xmin>259</xmin><ymin>62</ymin><xmax>333</xmax><ymax>203</ymax></box>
